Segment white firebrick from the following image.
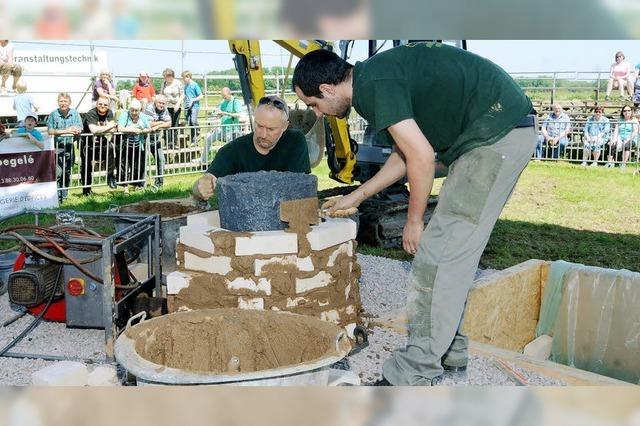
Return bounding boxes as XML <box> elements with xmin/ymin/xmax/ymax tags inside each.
<box><xmin>235</xmin><ymin>231</ymin><xmax>298</xmax><ymax>256</ymax></box>
<box><xmin>167</xmin><ymin>271</ymin><xmax>191</xmax><ymax>295</ymax></box>
<box><xmin>183</xmin><ymin>252</ymin><xmax>233</xmax><ymax>275</ymax></box>
<box><xmin>254</xmin><ymin>256</ymin><xmax>297</xmax><ymax>275</ymax></box>
<box><xmin>227</xmin><ymin>277</ymin><xmax>271</xmax><ymax>295</ymax></box>
<box><xmin>307</xmin><ymin>218</ymin><xmax>357</xmax><ymax>251</ymax></box>
<box><xmin>327</xmin><ymin>241</ymin><xmax>353</xmax><ymax>267</ymax></box>
<box><xmin>295</xmin><ymin>271</ymin><xmax>332</xmax><ymax>293</ymax></box>
<box><xmin>238</xmin><ymin>297</ymin><xmax>264</xmax><ymax>310</ymax></box>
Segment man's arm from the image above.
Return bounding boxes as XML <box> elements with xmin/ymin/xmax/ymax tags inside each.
<box><xmin>325</xmin><ymin>119</ymin><xmax>434</xmax><ymax>254</ymax></box>
<box><xmin>89</xmin><ymin>121</ymin><xmax>117</xmax><ymax>134</ymax></box>
<box><xmin>388</xmin><ymin>119</ymin><xmax>435</xmax><ymax>254</ymax></box>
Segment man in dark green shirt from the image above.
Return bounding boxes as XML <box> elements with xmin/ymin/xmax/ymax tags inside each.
<box><xmin>192</xmin><ymin>95</ymin><xmax>310</xmax><ymax>201</ymax></box>
<box><xmin>293</xmin><ymin>43</ymin><xmax>537</xmax><ymax>386</ymax></box>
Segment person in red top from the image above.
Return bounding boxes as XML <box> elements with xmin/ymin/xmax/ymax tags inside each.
<box><xmin>132</xmin><ymin>71</ymin><xmax>155</xmax><ymax>110</ymax></box>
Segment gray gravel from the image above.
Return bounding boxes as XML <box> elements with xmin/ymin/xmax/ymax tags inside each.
<box><xmin>0</xmin><ymin>293</ymin><xmax>106</xmax><ymax>385</ymax></box>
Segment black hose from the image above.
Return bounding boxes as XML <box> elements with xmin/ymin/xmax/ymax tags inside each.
<box><xmin>6</xmin><ymin>231</ymin><xmax>102</xmax><ymax>266</ymax></box>
<box><xmin>2</xmin><ymin>309</ymin><xmax>27</xmax><ymax>327</ymax></box>
<box><xmin>0</xmin><ymin>266</ymin><xmax>63</xmax><ymax>357</ymax></box>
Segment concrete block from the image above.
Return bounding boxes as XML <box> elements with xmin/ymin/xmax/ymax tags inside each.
<box><xmin>345</xmin><ymin>323</ymin><xmax>357</xmax><ymax>339</ymax></box>
<box><xmin>297</xmin><ymin>257</ymin><xmax>314</xmax><ymax>272</ymax></box>
<box><xmin>179</xmin><ymin>224</ymin><xmax>217</xmax><ymax>254</ymax></box>
<box><xmin>327</xmin><ymin>242</ymin><xmax>353</xmax><ymax>267</ymax></box>
<box><xmin>238</xmin><ymin>297</ymin><xmax>264</xmax><ymax>310</ymax></box>
<box><xmin>227</xmin><ymin>277</ymin><xmax>271</xmax><ymax>295</ymax></box>
<box><xmin>128</xmin><ymin>262</ymin><xmax>148</xmax><ymax>282</ymax></box>
<box><xmin>321</xmin><ymin>309</ymin><xmax>340</xmax><ymax>323</ymax></box>
<box><xmin>184</xmin><ymin>252</ymin><xmax>232</xmax><ymax>275</ymax></box>
<box><xmin>307</xmin><ymin>218</ymin><xmax>357</xmax><ymax>251</ymax></box>
<box><xmin>217</xmin><ymin>171</ymin><xmax>318</xmax><ymax>232</ymax></box>
<box><xmin>254</xmin><ymin>255</ymin><xmax>297</xmax><ymax>276</ymax></box>
<box><xmin>87</xmin><ymin>365</ymin><xmax>119</xmax><ymax>386</ymax></box>
<box><xmin>187</xmin><ymin>210</ymin><xmax>220</xmax><ymax>227</ymax></box>
<box><xmin>523</xmin><ymin>335</ymin><xmax>553</xmax><ymax>360</ymax></box>
<box><xmin>167</xmin><ymin>271</ymin><xmax>192</xmax><ymax>295</ymax></box>
<box><xmin>32</xmin><ymin>361</ymin><xmax>88</xmax><ymax>386</ymax></box>
<box><xmin>235</xmin><ymin>231</ymin><xmax>298</xmax><ymax>256</ymax></box>
<box><xmin>296</xmin><ymin>271</ymin><xmax>332</xmax><ymax>293</ymax></box>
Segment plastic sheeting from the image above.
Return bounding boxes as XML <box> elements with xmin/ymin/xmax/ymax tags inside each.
<box><xmin>537</xmin><ymin>261</ymin><xmax>640</xmax><ymax>384</ymax></box>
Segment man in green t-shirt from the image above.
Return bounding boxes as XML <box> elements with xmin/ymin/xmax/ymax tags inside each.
<box><xmin>292</xmin><ymin>43</ymin><xmax>537</xmax><ymax>386</ymax></box>
<box><xmin>216</xmin><ymin>87</ymin><xmax>243</xmax><ymax>127</ymax></box>
<box><xmin>192</xmin><ymin>95</ymin><xmax>310</xmax><ymax>201</ymax></box>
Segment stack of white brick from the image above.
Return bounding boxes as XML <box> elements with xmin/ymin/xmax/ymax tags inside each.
<box><xmin>168</xmin><ymin>211</ymin><xmax>361</xmax><ymax>338</ymax></box>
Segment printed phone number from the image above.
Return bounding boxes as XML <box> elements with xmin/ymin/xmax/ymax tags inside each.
<box><xmin>0</xmin><ymin>176</ymin><xmax>35</xmax><ymax>184</ymax></box>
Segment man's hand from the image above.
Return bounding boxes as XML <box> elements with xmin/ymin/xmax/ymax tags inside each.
<box><xmin>403</xmin><ymin>218</ymin><xmax>424</xmax><ymax>255</ymax></box>
<box><xmin>192</xmin><ymin>173</ymin><xmax>217</xmax><ymax>201</ymax></box>
<box><xmin>68</xmin><ymin>126</ymin><xmax>82</xmax><ymax>135</ymax></box>
<box><xmin>321</xmin><ymin>192</ymin><xmax>363</xmax><ymax>217</ymax></box>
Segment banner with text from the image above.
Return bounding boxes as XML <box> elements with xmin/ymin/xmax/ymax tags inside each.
<box><xmin>0</xmin><ymin>137</ymin><xmax>58</xmax><ymax>218</ymax></box>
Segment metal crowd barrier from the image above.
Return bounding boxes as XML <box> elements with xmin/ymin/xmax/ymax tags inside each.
<box><xmin>53</xmin><ymin>122</ymin><xmax>252</xmax><ymax>194</ymax></box>
<box><xmin>534</xmin><ymin>118</ymin><xmax>640</xmax><ymax>171</ymax></box>
<box><xmin>52</xmin><ymin>115</ymin><xmax>638</xmax><ymax>197</ymax></box>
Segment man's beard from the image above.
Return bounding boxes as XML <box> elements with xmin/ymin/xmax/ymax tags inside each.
<box><xmin>256</xmin><ymin>138</ymin><xmax>277</xmax><ymax>150</ymax></box>
<box><xmin>335</xmin><ymin>103</ymin><xmax>351</xmax><ymax>119</ymax></box>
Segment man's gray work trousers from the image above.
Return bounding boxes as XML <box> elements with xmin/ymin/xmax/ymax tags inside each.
<box><xmin>383</xmin><ymin>124</ymin><xmax>537</xmax><ymax>385</ymax></box>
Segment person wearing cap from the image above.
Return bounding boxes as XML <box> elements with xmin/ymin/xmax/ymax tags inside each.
<box><xmin>13</xmin><ymin>112</ymin><xmax>44</xmax><ymax>149</ymax></box>
<box><xmin>192</xmin><ymin>95</ymin><xmax>310</xmax><ymax>201</ymax></box>
<box><xmin>132</xmin><ymin>71</ymin><xmax>155</xmax><ymax>111</ymax></box>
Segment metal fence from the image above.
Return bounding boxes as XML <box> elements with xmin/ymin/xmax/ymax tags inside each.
<box><xmin>534</xmin><ymin>117</ymin><xmax>640</xmax><ymax>171</ymax></box>
<box><xmin>54</xmin><ymin>122</ymin><xmax>251</xmax><ymax>198</ymax></box>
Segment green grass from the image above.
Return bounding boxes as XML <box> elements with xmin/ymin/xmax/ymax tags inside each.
<box><xmin>360</xmin><ymin>161</ymin><xmax>640</xmax><ymax>271</ymax></box>
<box><xmin>3</xmin><ymin>161</ymin><xmax>638</xmax><ymax>272</ymax></box>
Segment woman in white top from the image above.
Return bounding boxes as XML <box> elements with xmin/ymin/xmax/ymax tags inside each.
<box><xmin>605</xmin><ymin>51</ymin><xmax>635</xmax><ymax>101</ymax></box>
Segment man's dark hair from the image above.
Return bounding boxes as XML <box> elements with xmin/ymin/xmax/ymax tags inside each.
<box><xmin>292</xmin><ymin>49</ymin><xmax>353</xmax><ymax>98</ymax></box>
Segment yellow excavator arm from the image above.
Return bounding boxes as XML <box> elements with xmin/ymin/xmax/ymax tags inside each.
<box><xmin>228</xmin><ymin>40</ymin><xmax>357</xmax><ymax>184</ymax></box>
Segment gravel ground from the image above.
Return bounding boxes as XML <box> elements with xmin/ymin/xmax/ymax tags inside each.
<box><xmin>0</xmin><ymin>254</ymin><xmax>560</xmax><ymax>386</ymax></box>
<box><xmin>0</xmin><ymin>293</ymin><xmax>107</xmax><ymax>385</ymax></box>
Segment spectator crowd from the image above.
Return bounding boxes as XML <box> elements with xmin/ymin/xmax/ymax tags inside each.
<box><xmin>1</xmin><ymin>39</ymin><xmax>250</xmax><ymax>203</ymax></box>
<box><xmin>1</xmin><ymin>43</ymin><xmax>638</xmax><ymax>206</ymax></box>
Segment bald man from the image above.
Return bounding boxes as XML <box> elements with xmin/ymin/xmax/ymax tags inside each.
<box><xmin>193</xmin><ymin>96</ymin><xmax>310</xmax><ymax>201</ymax></box>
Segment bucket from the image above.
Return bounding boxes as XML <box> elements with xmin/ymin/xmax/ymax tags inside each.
<box><xmin>0</xmin><ymin>251</ymin><xmax>19</xmax><ymax>295</ymax></box>
<box><xmin>115</xmin><ymin>309</ymin><xmax>359</xmax><ymax>386</ymax></box>
<box><xmin>109</xmin><ymin>198</ymin><xmax>208</xmax><ymax>273</ymax></box>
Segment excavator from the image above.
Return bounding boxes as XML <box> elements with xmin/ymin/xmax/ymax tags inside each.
<box><xmin>228</xmin><ymin>40</ymin><xmax>451</xmax><ymax>248</ymax></box>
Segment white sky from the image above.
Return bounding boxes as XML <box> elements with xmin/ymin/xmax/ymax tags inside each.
<box><xmin>12</xmin><ymin>40</ymin><xmax>640</xmax><ymax>77</ymax></box>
